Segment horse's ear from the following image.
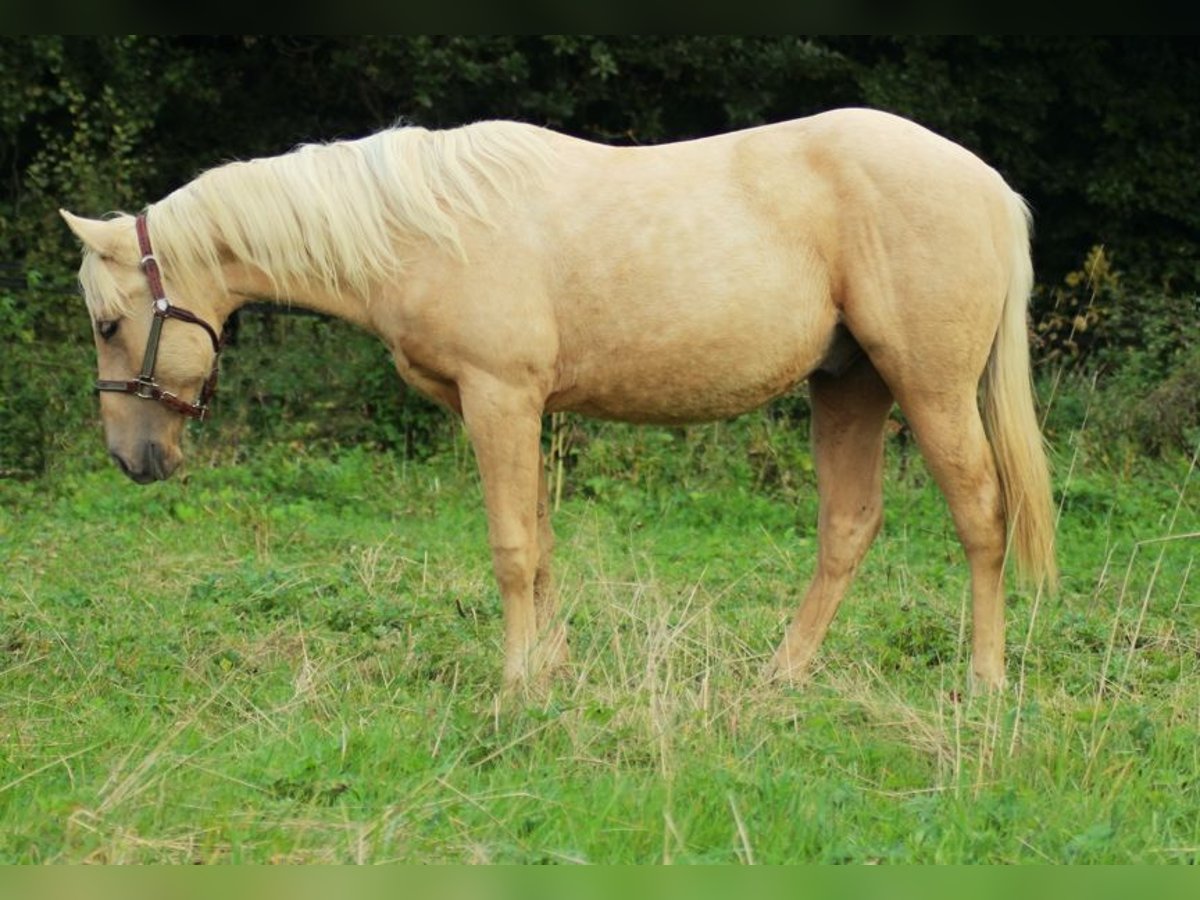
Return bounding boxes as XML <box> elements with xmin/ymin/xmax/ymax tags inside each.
<box><xmin>59</xmin><ymin>210</ymin><xmax>127</xmax><ymax>259</ymax></box>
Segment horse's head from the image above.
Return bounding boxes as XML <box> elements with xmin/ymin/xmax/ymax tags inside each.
<box><xmin>60</xmin><ymin>210</ymin><xmax>225</xmax><ymax>484</ymax></box>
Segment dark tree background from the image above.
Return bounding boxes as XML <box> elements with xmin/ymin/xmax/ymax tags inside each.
<box><xmin>3</xmin><ymin>36</ymin><xmax>1197</xmax><ymax>474</ymax></box>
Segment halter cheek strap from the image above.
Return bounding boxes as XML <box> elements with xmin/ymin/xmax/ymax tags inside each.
<box><xmin>93</xmin><ymin>214</ymin><xmax>223</xmax><ymax>421</ymax></box>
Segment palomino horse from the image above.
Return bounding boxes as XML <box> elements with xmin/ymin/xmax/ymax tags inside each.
<box><xmin>62</xmin><ymin>108</ymin><xmax>1056</xmax><ymax>692</ymax></box>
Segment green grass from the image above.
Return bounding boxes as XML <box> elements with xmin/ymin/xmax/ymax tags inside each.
<box><xmin>1</xmin><ymin>415</ymin><xmax>1197</xmax><ymax>863</ymax></box>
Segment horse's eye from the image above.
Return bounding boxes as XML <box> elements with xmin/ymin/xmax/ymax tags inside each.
<box><xmin>97</xmin><ymin>319</ymin><xmax>120</xmax><ymax>341</ymax></box>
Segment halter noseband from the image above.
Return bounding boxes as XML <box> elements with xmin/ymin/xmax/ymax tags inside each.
<box><xmin>94</xmin><ymin>214</ymin><xmax>223</xmax><ymax>421</ymax></box>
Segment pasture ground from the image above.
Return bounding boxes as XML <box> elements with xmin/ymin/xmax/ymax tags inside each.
<box><xmin>1</xmin><ymin>410</ymin><xmax>1197</xmax><ymax>863</ymax></box>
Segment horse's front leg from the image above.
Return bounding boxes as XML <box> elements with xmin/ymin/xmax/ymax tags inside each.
<box><xmin>460</xmin><ymin>376</ymin><xmax>552</xmax><ymax>691</ymax></box>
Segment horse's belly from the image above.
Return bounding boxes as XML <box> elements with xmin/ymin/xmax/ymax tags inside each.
<box><xmin>549</xmin><ymin>323</ymin><xmax>830</xmax><ymax>424</ymax></box>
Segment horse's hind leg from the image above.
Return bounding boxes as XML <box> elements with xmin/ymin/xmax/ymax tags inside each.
<box><xmin>765</xmin><ymin>356</ymin><xmax>893</xmax><ymax>683</ymax></box>
<box><xmin>891</xmin><ymin>388</ymin><xmax>1008</xmax><ymax>690</ymax></box>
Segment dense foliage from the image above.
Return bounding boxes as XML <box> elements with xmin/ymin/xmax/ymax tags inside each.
<box><xmin>2</xmin><ymin>36</ymin><xmax>1198</xmax><ymax>474</ymax></box>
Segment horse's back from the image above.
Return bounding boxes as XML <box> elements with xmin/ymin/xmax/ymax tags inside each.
<box><xmin>539</xmin><ymin>107</ymin><xmax>1020</xmax><ymax>302</ymax></box>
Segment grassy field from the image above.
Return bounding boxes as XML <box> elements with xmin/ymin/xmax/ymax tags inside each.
<box><xmin>1</xmin><ymin>410</ymin><xmax>1197</xmax><ymax>863</ymax></box>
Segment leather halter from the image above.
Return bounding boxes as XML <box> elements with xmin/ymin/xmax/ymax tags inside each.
<box><xmin>94</xmin><ymin>214</ymin><xmax>223</xmax><ymax>421</ymax></box>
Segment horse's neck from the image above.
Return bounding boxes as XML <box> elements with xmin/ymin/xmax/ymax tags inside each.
<box><xmin>220</xmin><ymin>261</ymin><xmax>375</xmax><ymax>331</ymax></box>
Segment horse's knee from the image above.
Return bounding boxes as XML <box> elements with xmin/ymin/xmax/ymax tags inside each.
<box><xmin>957</xmin><ymin>502</ymin><xmax>1007</xmax><ymax>572</ymax></box>
<box><xmin>965</xmin><ymin>532</ymin><xmax>1006</xmax><ymax>574</ymax></box>
<box><xmin>818</xmin><ymin>503</ymin><xmax>882</xmax><ymax>576</ymax></box>
<box><xmin>490</xmin><ymin>542</ymin><xmax>537</xmax><ymax>594</ymax></box>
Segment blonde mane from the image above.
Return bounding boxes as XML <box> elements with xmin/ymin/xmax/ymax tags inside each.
<box><xmin>145</xmin><ymin>120</ymin><xmax>555</xmax><ymax>301</ymax></box>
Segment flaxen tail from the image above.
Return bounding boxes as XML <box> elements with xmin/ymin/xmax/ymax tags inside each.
<box><xmin>982</xmin><ymin>193</ymin><xmax>1058</xmax><ymax>591</ymax></box>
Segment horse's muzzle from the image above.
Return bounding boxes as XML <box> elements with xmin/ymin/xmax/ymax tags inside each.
<box><xmin>110</xmin><ymin>441</ymin><xmax>176</xmax><ymax>484</ymax></box>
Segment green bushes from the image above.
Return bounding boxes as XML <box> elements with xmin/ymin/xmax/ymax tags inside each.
<box><xmin>0</xmin><ymin>269</ymin><xmax>95</xmax><ymax>477</ymax></box>
<box><xmin>1034</xmin><ymin>246</ymin><xmax>1200</xmax><ymax>460</ymax></box>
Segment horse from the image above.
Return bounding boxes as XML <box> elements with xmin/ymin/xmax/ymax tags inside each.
<box><xmin>61</xmin><ymin>107</ymin><xmax>1056</xmax><ymax>693</ymax></box>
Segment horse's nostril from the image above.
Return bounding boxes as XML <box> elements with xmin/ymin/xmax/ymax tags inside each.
<box><xmin>110</xmin><ymin>446</ymin><xmax>160</xmax><ymax>483</ymax></box>
<box><xmin>145</xmin><ymin>442</ymin><xmax>169</xmax><ymax>481</ymax></box>
<box><xmin>109</xmin><ymin>450</ymin><xmax>133</xmax><ymax>477</ymax></box>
